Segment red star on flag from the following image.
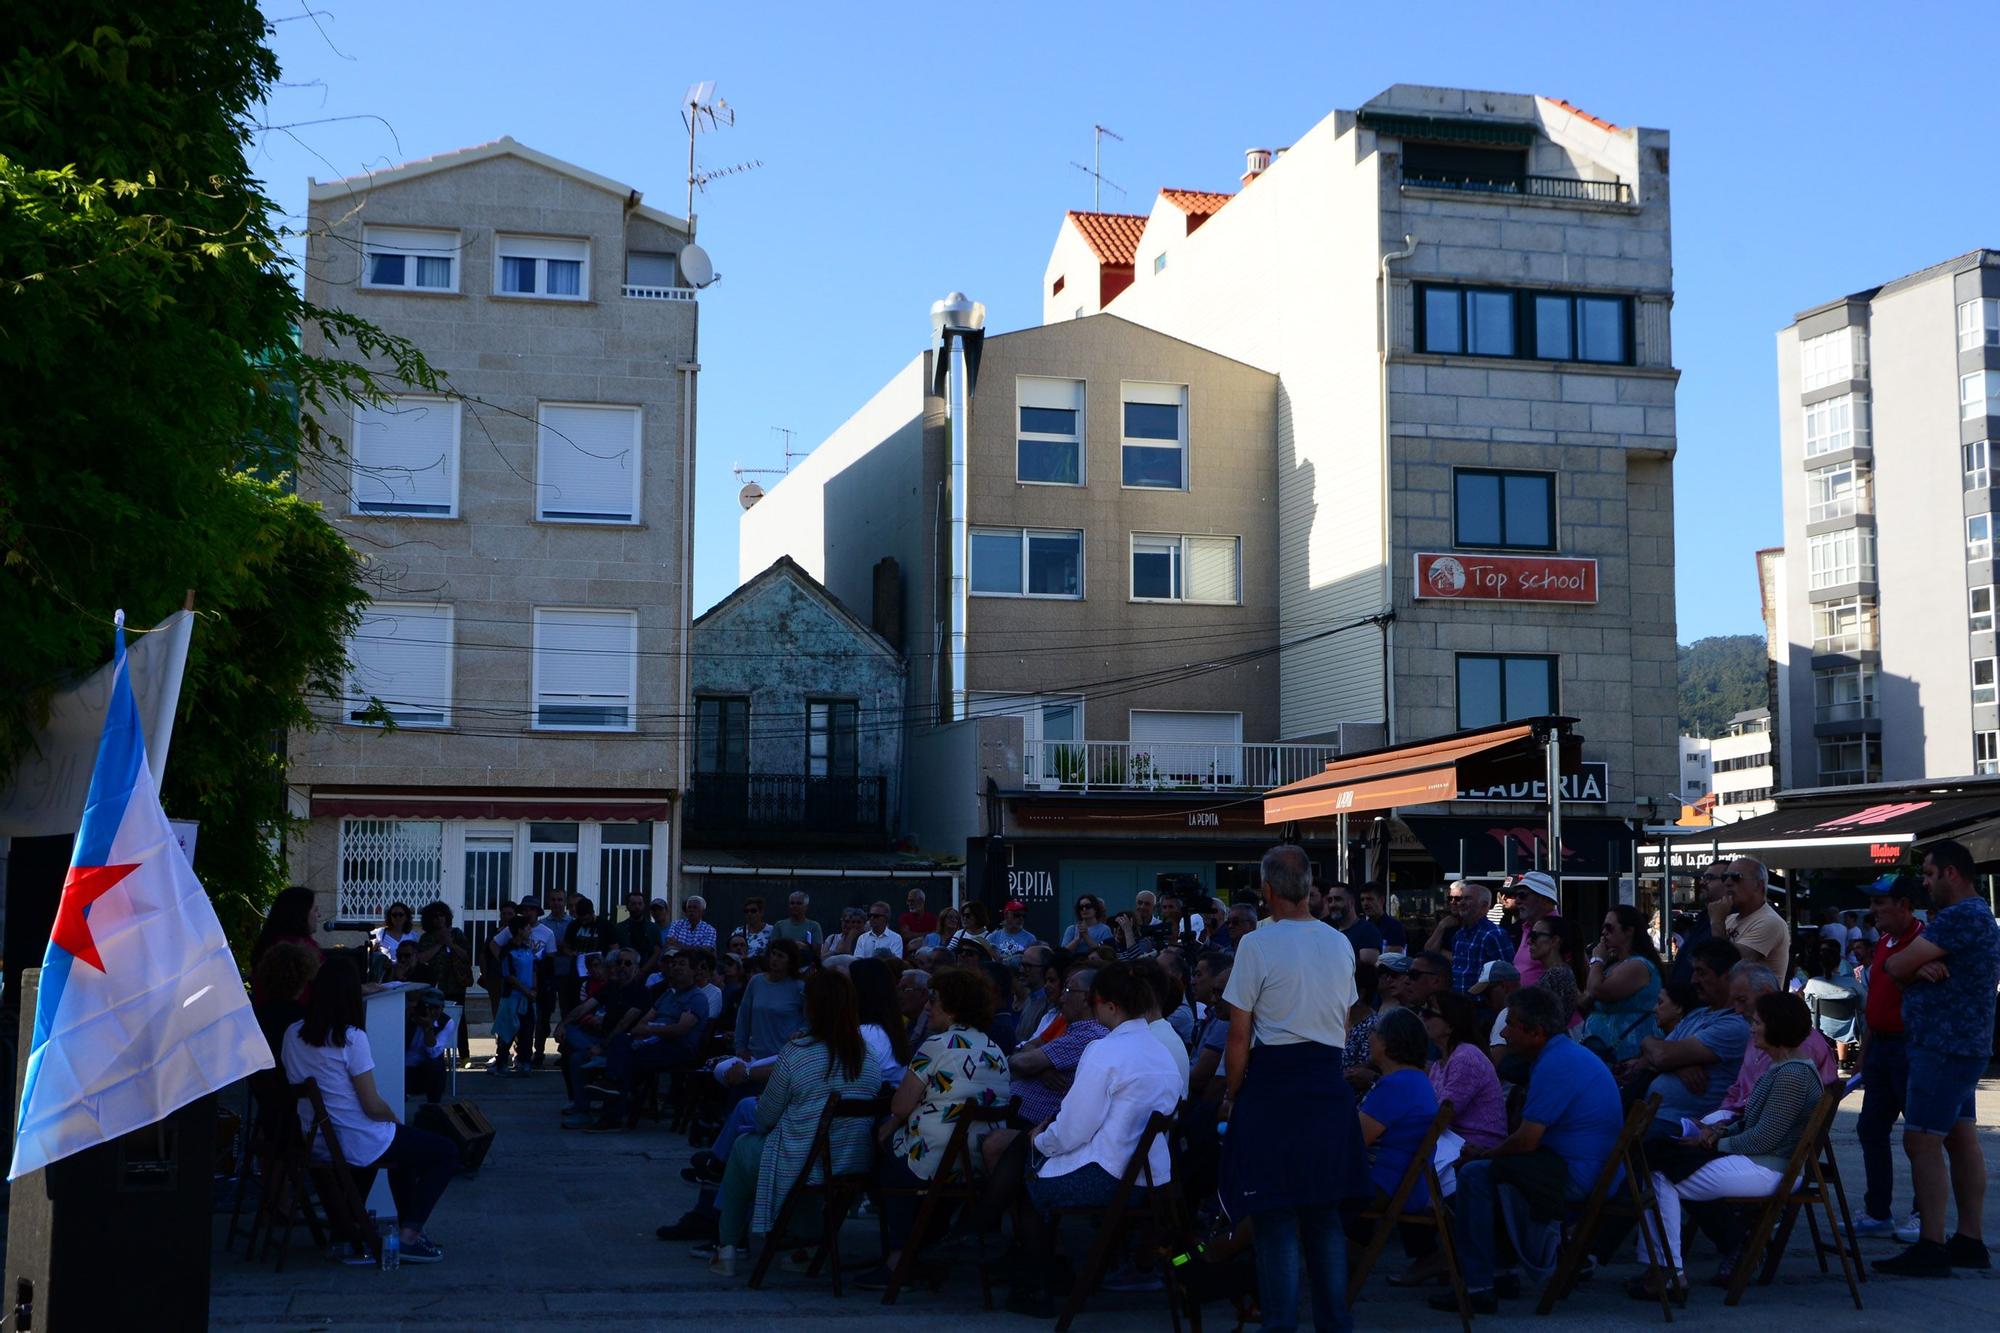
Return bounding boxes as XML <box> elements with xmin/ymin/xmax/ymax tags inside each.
<box><xmin>50</xmin><ymin>863</ymin><xmax>137</xmax><ymax>972</ymax></box>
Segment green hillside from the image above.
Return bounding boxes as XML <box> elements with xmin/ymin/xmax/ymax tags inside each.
<box><xmin>1678</xmin><ymin>635</ymin><xmax>1768</xmax><ymax>738</ymax></box>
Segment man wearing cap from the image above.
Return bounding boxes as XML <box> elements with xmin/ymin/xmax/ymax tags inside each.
<box><xmin>1852</xmin><ymin>873</ymin><xmax>1923</xmax><ymax>1238</ymax></box>
<box><xmin>405</xmin><ymin>988</ymin><xmax>457</xmax><ymax>1105</ymax></box>
<box><xmin>1506</xmin><ymin>872</ymin><xmax>1559</xmax><ymax>987</ymax></box>
<box><xmin>988</xmin><ymin>901</ymin><xmax>1038</xmax><ymax>960</ymax></box>
<box><xmin>1470</xmin><ymin>961</ymin><xmax>1522</xmax><ymax>1053</ymax></box>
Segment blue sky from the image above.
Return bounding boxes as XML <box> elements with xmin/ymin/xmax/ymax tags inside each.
<box><xmin>261</xmin><ymin>0</ymin><xmax>1995</xmax><ymax>644</ymax></box>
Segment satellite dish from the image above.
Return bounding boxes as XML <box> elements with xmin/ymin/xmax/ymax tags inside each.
<box><xmin>737</xmin><ymin>480</ymin><xmax>764</xmax><ymax>510</ymax></box>
<box><xmin>680</xmin><ymin>243</ymin><xmax>716</xmax><ymax>288</ymax></box>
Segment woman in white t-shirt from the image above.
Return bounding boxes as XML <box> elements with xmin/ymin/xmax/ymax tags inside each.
<box><xmin>369</xmin><ymin>901</ymin><xmax>418</xmax><ymax>963</ymax></box>
<box><xmin>281</xmin><ymin>957</ymin><xmax>461</xmax><ymax>1263</ymax></box>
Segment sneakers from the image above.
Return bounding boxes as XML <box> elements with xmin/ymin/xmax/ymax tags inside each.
<box><xmin>1853</xmin><ymin>1213</ymin><xmax>1905</xmax><ymax>1238</ymax></box>
<box><xmin>1946</xmin><ymin>1234</ymin><xmax>1992</xmax><ymax>1269</ymax></box>
<box><xmin>680</xmin><ymin>1150</ymin><xmax>725</xmax><ymax>1185</ymax></box>
<box><xmin>1896</xmin><ymin>1215</ymin><xmax>1923</xmax><ymax>1244</ymax></box>
<box><xmin>400</xmin><ymin>1235</ymin><xmax>445</xmax><ymax>1264</ymax></box>
<box><xmin>690</xmin><ymin>1243</ymin><xmax>745</xmax><ymax>1276</ymax></box>
<box><xmin>488</xmin><ymin>1056</ymin><xmax>511</xmax><ymax>1074</ymax></box>
<box><xmin>1874</xmin><ymin>1240</ymin><xmax>1952</xmax><ymax>1277</ymax></box>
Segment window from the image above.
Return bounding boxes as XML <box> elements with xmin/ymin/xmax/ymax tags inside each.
<box><xmin>1976</xmin><ymin>658</ymin><xmax>1998</xmax><ymax>707</ymax></box>
<box><xmin>1978</xmin><ymin>731</ymin><xmax>2000</xmax><ymax>776</ymax></box>
<box><xmin>807</xmin><ymin>700</ymin><xmax>858</xmax><ymax>777</ymax></box>
<box><xmin>1129</xmin><ymin>709</ymin><xmax>1244</xmax><ymax>785</ymax></box>
<box><xmin>1817</xmin><ymin>735</ymin><xmax>1878</xmax><ymax>786</ymax></box>
<box><xmin>1960</xmin><ymin>298</ymin><xmax>2000</xmax><ymax>352</ymax></box>
<box><xmin>695</xmin><ymin>696</ymin><xmax>749</xmax><ymax>773</ymax></box>
<box><xmin>349</xmin><ymin>395</ymin><xmax>459</xmax><ymax>516</ymax></box>
<box><xmin>1130</xmin><ymin>534</ymin><xmax>1241</xmax><ymax>604</ymax></box>
<box><xmin>1017</xmin><ymin>378</ymin><xmax>1083</xmax><ymax>485</ymax></box>
<box><xmin>495</xmin><ymin>234</ymin><xmax>588</xmax><ymax>299</ymax></box>
<box><xmin>536</xmin><ymin>403</ymin><xmax>641</xmax><ymax>522</ymax></box>
<box><xmin>1455</xmin><ymin>654</ymin><xmax>1557</xmax><ymax>730</ymax></box>
<box><xmin>1153</xmin><ymin>252</ymin><xmax>1167</xmax><ymax>274</ymax></box>
<box><xmin>529</xmin><ymin>823</ymin><xmax>579</xmax><ymax>905</ymax></box>
<box><xmin>344</xmin><ymin>603</ymin><xmax>452</xmax><ymax>727</ymax></box>
<box><xmin>1813</xmin><ymin>597</ymin><xmax>1877</xmax><ymax>653</ymax></box>
<box><xmin>1967</xmin><ymin>440</ymin><xmax>1991</xmax><ymax>493</ymax></box>
<box><xmin>1971</xmin><ymin>513</ymin><xmax>1994</xmax><ymax>562</ymax></box>
<box><xmin>1965</xmin><ymin>371</ymin><xmax>2000</xmax><ymax>422</ymax></box>
<box><xmin>1814</xmin><ymin>664</ymin><xmax>1876</xmax><ymax>723</ymax></box>
<box><xmin>624</xmin><ymin>251</ymin><xmax>678</xmax><ymax>289</ymax></box>
<box><xmin>1806</xmin><ymin>461</ymin><xmax>1864</xmax><ymax>524</ymax></box>
<box><xmin>1418</xmin><ymin>284</ymin><xmax>1633</xmax><ymax>364</ymax></box>
<box><xmin>1807</xmin><ymin>528</ymin><xmax>1874</xmax><ymax>589</ymax></box>
<box><xmin>361</xmin><ymin>226</ymin><xmax>457</xmax><ymax>292</ymax></box>
<box><xmin>1799</xmin><ymin>327</ymin><xmax>1866</xmax><ymax>391</ymax></box>
<box><xmin>970</xmin><ymin>528</ymin><xmax>1083</xmax><ymax>598</ymax></box>
<box><xmin>599</xmin><ymin>823</ymin><xmax>654</xmax><ymax>906</ymax></box>
<box><xmin>1974</xmin><ymin>586</ymin><xmax>1995</xmax><ymax>635</ymax></box>
<box><xmin>1803</xmin><ymin>393</ymin><xmax>1863</xmax><ymax>457</ymax></box>
<box><xmin>1453</xmin><ymin>469</ymin><xmax>1556</xmax><ymax>549</ymax></box>
<box><xmin>531</xmin><ymin>608</ymin><xmax>637</xmax><ymax>730</ymax></box>
<box><xmin>338</xmin><ymin>819</ymin><xmax>443</xmax><ymax>923</ymax></box>
<box><xmin>1121</xmin><ymin>383</ymin><xmax>1187</xmax><ymax>488</ymax></box>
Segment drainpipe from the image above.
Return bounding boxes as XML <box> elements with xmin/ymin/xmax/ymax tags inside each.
<box><xmin>931</xmin><ymin>292</ymin><xmax>987</xmax><ymax>722</ymax></box>
<box><xmin>673</xmin><ymin>354</ymin><xmax>700</xmax><ymax>908</ymax></box>
<box><xmin>1379</xmin><ymin>234</ymin><xmax>1416</xmax><ymax>743</ymax></box>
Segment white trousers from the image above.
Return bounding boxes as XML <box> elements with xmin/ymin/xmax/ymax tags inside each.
<box><xmin>1642</xmin><ymin>1158</ymin><xmax>1785</xmax><ymax>1271</ymax></box>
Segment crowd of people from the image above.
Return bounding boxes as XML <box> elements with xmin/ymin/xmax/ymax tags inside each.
<box><xmin>244</xmin><ymin>842</ymin><xmax>1997</xmax><ymax>1322</ymax></box>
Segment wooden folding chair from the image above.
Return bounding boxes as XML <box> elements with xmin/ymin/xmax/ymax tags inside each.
<box><xmin>1719</xmin><ymin>1086</ymin><xmax>1862</xmax><ymax>1310</ymax></box>
<box><xmin>1537</xmin><ymin>1094</ymin><xmax>1674</xmax><ymax>1322</ymax></box>
<box><xmin>877</xmin><ymin>1096</ymin><xmax>1020</xmax><ymax>1307</ymax></box>
<box><xmin>748</xmin><ymin>1093</ymin><xmax>889</xmax><ymax>1296</ymax></box>
<box><xmin>255</xmin><ymin>1079</ymin><xmax>380</xmax><ymax>1272</ymax></box>
<box><xmin>224</xmin><ymin>1069</ymin><xmax>294</xmax><ymax>1256</ymax></box>
<box><xmin>1345</xmin><ymin>1101</ymin><xmax>1471</xmax><ymax>1333</ymax></box>
<box><xmin>1772</xmin><ymin>1087</ymin><xmax>1867</xmax><ymax>1288</ymax></box>
<box><xmin>1048</xmin><ymin>1108</ymin><xmax>1199</xmax><ymax>1333</ymax></box>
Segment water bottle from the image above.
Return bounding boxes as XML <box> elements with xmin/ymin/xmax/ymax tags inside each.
<box><xmin>378</xmin><ymin>1213</ymin><xmax>400</xmax><ymax>1271</ymax></box>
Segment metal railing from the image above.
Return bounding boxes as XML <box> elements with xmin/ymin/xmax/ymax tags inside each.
<box><xmin>1021</xmin><ymin>740</ymin><xmax>1343</xmax><ymax>793</ymax></box>
<box><xmin>1403</xmin><ymin>172</ymin><xmax>1632</xmax><ymax>204</ymax></box>
<box><xmin>621</xmin><ymin>284</ymin><xmax>697</xmax><ymax>301</ymax></box>
<box><xmin>683</xmin><ymin>773</ymin><xmax>887</xmax><ymax>840</ymax></box>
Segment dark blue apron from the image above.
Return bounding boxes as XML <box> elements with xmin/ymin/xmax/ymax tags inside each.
<box><xmin>1220</xmin><ymin>1039</ymin><xmax>1370</xmax><ymax>1217</ymax></box>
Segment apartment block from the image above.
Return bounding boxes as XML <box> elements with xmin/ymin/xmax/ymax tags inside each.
<box><xmin>1710</xmin><ymin>709</ymin><xmax>1777</xmax><ymax>820</ymax></box>
<box><xmin>1776</xmin><ymin>249</ymin><xmax>2000</xmax><ymax>785</ymax></box>
<box><xmin>292</xmin><ymin>139</ymin><xmax>699</xmax><ymax>947</ymax></box>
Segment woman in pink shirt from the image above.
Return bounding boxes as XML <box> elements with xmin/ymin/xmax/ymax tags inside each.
<box><xmin>1422</xmin><ymin>991</ymin><xmax>1508</xmax><ymax>1150</ymax></box>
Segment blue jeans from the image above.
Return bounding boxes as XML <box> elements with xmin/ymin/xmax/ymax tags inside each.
<box><xmin>370</xmin><ymin>1123</ymin><xmax>460</xmax><ymax>1231</ymax></box>
<box><xmin>1856</xmin><ymin>1033</ymin><xmax>1908</xmax><ymax>1219</ymax></box>
<box><xmin>713</xmin><ymin>1096</ymin><xmax>759</xmax><ymax>1162</ymax></box>
<box><xmin>1452</xmin><ymin>1157</ymin><xmax>1589</xmax><ymax>1292</ymax></box>
<box><xmin>1252</xmin><ymin>1204</ymin><xmax>1350</xmax><ymax>1333</ymax></box>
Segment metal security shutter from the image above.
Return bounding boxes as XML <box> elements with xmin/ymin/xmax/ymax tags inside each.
<box><xmin>533</xmin><ymin>608</ymin><xmax>637</xmax><ymax>730</ymax></box>
<box><xmin>1129</xmin><ymin>710</ymin><xmax>1243</xmax><ymax>784</ymax></box>
<box><xmin>497</xmin><ymin>234</ymin><xmax>588</xmax><ymax>262</ymax></box>
<box><xmin>345</xmin><ymin>603</ymin><xmax>453</xmax><ymax>725</ymax></box>
<box><xmin>537</xmin><ymin>403</ymin><xmax>642</xmax><ymax>522</ymax></box>
<box><xmin>350</xmin><ymin>396</ymin><xmax>458</xmax><ymax>514</ymax></box>
<box><xmin>1184</xmin><ymin>536</ymin><xmax>1240</xmax><ymax>604</ymax></box>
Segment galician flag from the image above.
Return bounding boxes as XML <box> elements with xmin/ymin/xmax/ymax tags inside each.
<box><xmin>10</xmin><ymin>616</ymin><xmax>272</xmax><ymax>1179</ymax></box>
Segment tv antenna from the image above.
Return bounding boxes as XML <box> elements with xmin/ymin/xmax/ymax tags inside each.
<box><xmin>731</xmin><ymin>426</ymin><xmax>805</xmax><ymax>484</ymax></box>
<box><xmin>1069</xmin><ymin>123</ymin><xmax>1125</xmax><ymax>211</ymax></box>
<box><xmin>682</xmin><ymin>81</ymin><xmax>763</xmax><ymax>233</ymax></box>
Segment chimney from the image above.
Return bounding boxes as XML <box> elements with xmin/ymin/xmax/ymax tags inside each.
<box><xmin>871</xmin><ymin>556</ymin><xmax>903</xmax><ymax>651</ymax></box>
<box><xmin>1241</xmin><ymin>147</ymin><xmax>1272</xmax><ymax>186</ymax></box>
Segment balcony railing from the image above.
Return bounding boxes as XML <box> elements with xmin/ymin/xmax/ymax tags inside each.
<box><xmin>1021</xmin><ymin>740</ymin><xmax>1344</xmax><ymax>793</ymax></box>
<box><xmin>684</xmin><ymin>773</ymin><xmax>887</xmax><ymax>842</ymax></box>
<box><xmin>1403</xmin><ymin>171</ymin><xmax>1632</xmax><ymax>204</ymax></box>
<box><xmin>621</xmin><ymin>284</ymin><xmax>697</xmax><ymax>301</ymax></box>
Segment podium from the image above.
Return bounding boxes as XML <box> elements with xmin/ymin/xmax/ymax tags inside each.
<box><xmin>361</xmin><ymin>981</ymin><xmax>419</xmax><ymax>1216</ymax></box>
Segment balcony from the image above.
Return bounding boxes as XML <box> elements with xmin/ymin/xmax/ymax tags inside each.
<box><xmin>1403</xmin><ymin>171</ymin><xmax>1631</xmax><ymax>204</ymax></box>
<box><xmin>621</xmin><ymin>284</ymin><xmax>696</xmax><ymax>301</ymax></box>
<box><xmin>1021</xmin><ymin>739</ymin><xmax>1343</xmax><ymax>793</ymax></box>
<box><xmin>683</xmin><ymin>773</ymin><xmax>887</xmax><ymax>844</ymax></box>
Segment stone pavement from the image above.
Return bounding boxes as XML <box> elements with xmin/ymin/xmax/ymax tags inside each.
<box><xmin>210</xmin><ymin>1040</ymin><xmax>2000</xmax><ymax>1331</ymax></box>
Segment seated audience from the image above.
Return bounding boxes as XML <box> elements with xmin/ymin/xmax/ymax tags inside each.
<box><xmin>1622</xmin><ymin>937</ymin><xmax>1750</xmax><ymax>1137</ymax></box>
<box><xmin>850</xmin><ymin>956</ymin><xmax>913</xmax><ymax>1087</ymax></box>
<box><xmin>1800</xmin><ymin>938</ymin><xmax>1867</xmax><ymax>1065</ymax></box>
<box><xmin>1423</xmin><ymin>990</ymin><xmax>1508</xmax><ymax>1151</ymax></box>
<box><xmin>557</xmin><ymin>949</ymin><xmax>650</xmax><ymax>1112</ymax></box>
<box><xmin>582</xmin><ymin>953</ymin><xmax>714</xmax><ymax>1129</ymax></box>
<box><xmin>1345</xmin><ymin>960</ymin><xmax>1381</xmax><ymax>1076</ymax></box>
<box><xmin>1581</xmin><ymin>904</ymin><xmax>1664</xmax><ymax>1062</ymax></box>
<box><xmin>1652</xmin><ymin>979</ymin><xmax>1698</xmax><ymax>1036</ymax></box>
<box><xmin>1007</xmin><ymin>967</ymin><xmax>1105</xmax><ymax>1124</ymax></box>
<box><xmin>735</xmin><ymin>940</ymin><xmax>806</xmax><ymax>1062</ymax></box>
<box><xmin>1061</xmin><ymin>894</ymin><xmax>1114</xmax><ymax>950</ymax></box>
<box><xmin>1357</xmin><ymin>1007</ymin><xmax>1443</xmax><ymax>1216</ymax></box>
<box><xmin>1709</xmin><ymin>962</ymin><xmax>1838</xmax><ymax>1120</ymax></box>
<box><xmin>1140</xmin><ymin>963</ymin><xmax>1193</xmax><ymax>1090</ymax></box>
<box><xmin>1523</xmin><ymin>914</ymin><xmax>1585</xmax><ymax>1025</ymax></box>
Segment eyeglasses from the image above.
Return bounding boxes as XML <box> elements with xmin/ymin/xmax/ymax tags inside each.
<box><xmin>1699</xmin><ymin>873</ymin><xmax>1726</xmax><ymax>883</ymax></box>
<box><xmin>869</xmin><ymin>912</ymin><xmax>889</xmax><ymax>920</ymax></box>
<box><xmin>1529</xmin><ymin>930</ymin><xmax>1558</xmax><ymax>941</ymax></box>
<box><xmin>1722</xmin><ymin>872</ymin><xmax>1747</xmax><ymax>882</ymax></box>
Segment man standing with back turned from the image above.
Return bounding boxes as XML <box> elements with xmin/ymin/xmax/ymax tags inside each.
<box><xmin>1220</xmin><ymin>845</ymin><xmax>1367</xmax><ymax>1333</ymax></box>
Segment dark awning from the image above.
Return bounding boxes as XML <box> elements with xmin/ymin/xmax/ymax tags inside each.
<box><xmin>1355</xmin><ymin>111</ymin><xmax>1536</xmax><ymax>147</ymax></box>
<box><xmin>1401</xmin><ymin>815</ymin><xmax>1637</xmax><ymax>881</ymax></box>
<box><xmin>1263</xmin><ymin>717</ymin><xmax>1581</xmax><ymax>825</ymax></box>
<box><xmin>1688</xmin><ymin>791</ymin><xmax>2000</xmax><ymax>870</ymax></box>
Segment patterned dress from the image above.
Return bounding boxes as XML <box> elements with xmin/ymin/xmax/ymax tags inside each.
<box><xmin>889</xmin><ymin>1025</ymin><xmax>1011</xmax><ymax>1180</ymax></box>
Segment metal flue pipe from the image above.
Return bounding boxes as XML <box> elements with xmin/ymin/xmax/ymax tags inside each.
<box><xmin>931</xmin><ymin>292</ymin><xmax>986</xmax><ymax>722</ymax></box>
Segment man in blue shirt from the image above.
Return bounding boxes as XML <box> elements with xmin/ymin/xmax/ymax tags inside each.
<box><xmin>1358</xmin><ymin>885</ymin><xmax>1408</xmax><ymax>955</ymax></box>
<box><xmin>1876</xmin><ymin>840</ymin><xmax>2000</xmax><ymax>1276</ymax></box>
<box><xmin>585</xmin><ymin>953</ymin><xmax>714</xmax><ymax>1131</ymax></box>
<box><xmin>1426</xmin><ymin>880</ymin><xmax>1512</xmax><ymax>992</ymax></box>
<box><xmin>1624</xmin><ymin>937</ymin><xmax>1748</xmax><ymax>1138</ymax></box>
<box><xmin>1434</xmin><ymin>984</ymin><xmax>1622</xmax><ymax>1314</ymax></box>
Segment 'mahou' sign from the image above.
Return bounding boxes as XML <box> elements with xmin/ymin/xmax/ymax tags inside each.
<box><xmin>1460</xmin><ymin>762</ymin><xmax>1609</xmax><ymax>804</ymax></box>
<box><xmin>1414</xmin><ymin>553</ymin><xmax>1598</xmax><ymax>604</ymax></box>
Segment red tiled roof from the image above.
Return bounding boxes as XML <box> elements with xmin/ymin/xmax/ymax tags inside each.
<box><xmin>1541</xmin><ymin>97</ymin><xmax>1618</xmax><ymax>132</ymax></box>
<box><xmin>1066</xmin><ymin>210</ymin><xmax>1147</xmax><ymax>265</ymax></box>
<box><xmin>1159</xmin><ymin>188</ymin><xmax>1233</xmax><ymax>217</ymax></box>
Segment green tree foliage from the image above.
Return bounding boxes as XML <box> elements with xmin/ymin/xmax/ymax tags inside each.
<box><xmin>1678</xmin><ymin>635</ymin><xmax>1768</xmax><ymax>738</ymax></box>
<box><xmin>0</xmin><ymin>5</ymin><xmax>440</xmax><ymax>945</ymax></box>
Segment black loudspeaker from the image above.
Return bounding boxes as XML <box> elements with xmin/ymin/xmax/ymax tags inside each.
<box><xmin>414</xmin><ymin>1100</ymin><xmax>495</xmax><ymax>1172</ymax></box>
<box><xmin>5</xmin><ymin>972</ymin><xmax>214</xmax><ymax>1330</ymax></box>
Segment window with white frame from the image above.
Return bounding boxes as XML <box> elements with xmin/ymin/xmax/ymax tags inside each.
<box><xmin>1966</xmin><ymin>371</ymin><xmax>2000</xmax><ymax>422</ymax></box>
<box><xmin>344</xmin><ymin>602</ymin><xmax>453</xmax><ymax>726</ymax></box>
<box><xmin>969</xmin><ymin>528</ymin><xmax>1083</xmax><ymax>598</ymax></box>
<box><xmin>807</xmin><ymin>700</ymin><xmax>859</xmax><ymax>777</ymax></box>
<box><xmin>361</xmin><ymin>226</ymin><xmax>458</xmax><ymax>292</ymax></box>
<box><xmin>1813</xmin><ymin>597</ymin><xmax>1876</xmax><ymax>653</ymax></box>
<box><xmin>1973</xmin><ymin>586</ymin><xmax>1997</xmax><ymax>636</ymax></box>
<box><xmin>1121</xmin><ymin>382</ymin><xmax>1187</xmax><ymax>489</ymax></box>
<box><xmin>349</xmin><ymin>395</ymin><xmax>459</xmax><ymax>516</ymax></box>
<box><xmin>1960</xmin><ymin>298</ymin><xmax>2000</xmax><ymax>352</ymax></box>
<box><xmin>1017</xmin><ymin>377</ymin><xmax>1083</xmax><ymax>485</ymax></box>
<box><xmin>1807</xmin><ymin>527</ymin><xmax>1874</xmax><ymax>589</ymax></box>
<box><xmin>536</xmin><ymin>403</ymin><xmax>641</xmax><ymax>522</ymax></box>
<box><xmin>1806</xmin><ymin>461</ymin><xmax>1865</xmax><ymax>525</ymax></box>
<box><xmin>1976</xmin><ymin>657</ymin><xmax>1999</xmax><ymax>707</ymax></box>
<box><xmin>495</xmin><ymin>234</ymin><xmax>588</xmax><ymax>299</ymax></box>
<box><xmin>1130</xmin><ymin>534</ymin><xmax>1241</xmax><ymax>604</ymax></box>
<box><xmin>1803</xmin><ymin>393</ymin><xmax>1863</xmax><ymax>457</ymax></box>
<box><xmin>1978</xmin><ymin>731</ymin><xmax>2000</xmax><ymax>776</ymax></box>
<box><xmin>529</xmin><ymin>823</ymin><xmax>580</xmax><ymax>905</ymax></box>
<box><xmin>1971</xmin><ymin>513</ymin><xmax>1995</xmax><ymax>562</ymax></box>
<box><xmin>338</xmin><ymin>818</ymin><xmax>444</xmax><ymax>923</ymax></box>
<box><xmin>1799</xmin><ymin>327</ymin><xmax>1866</xmax><ymax>391</ymax></box>
<box><xmin>1967</xmin><ymin>440</ymin><xmax>1992</xmax><ymax>492</ymax></box>
<box><xmin>532</xmin><ymin>608</ymin><xmax>637</xmax><ymax>730</ymax></box>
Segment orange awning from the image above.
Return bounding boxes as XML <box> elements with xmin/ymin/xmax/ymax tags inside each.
<box><xmin>1263</xmin><ymin>718</ymin><xmax>1580</xmax><ymax>825</ymax></box>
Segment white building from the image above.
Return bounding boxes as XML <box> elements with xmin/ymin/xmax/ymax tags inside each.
<box><xmin>1678</xmin><ymin>735</ymin><xmax>1712</xmax><ymax>803</ymax></box>
<box><xmin>1711</xmin><ymin>708</ymin><xmax>1777</xmax><ymax>821</ymax></box>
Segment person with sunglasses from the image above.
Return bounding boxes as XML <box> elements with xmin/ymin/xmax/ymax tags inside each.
<box><xmin>1581</xmin><ymin>904</ymin><xmax>1664</xmax><ymax>1062</ymax></box>
<box><xmin>370</xmin><ymin>901</ymin><xmax>417</xmax><ymax>965</ymax></box>
<box><xmin>1671</xmin><ymin>860</ymin><xmax>1731</xmax><ymax>985</ymax></box>
<box><xmin>1707</xmin><ymin>857</ymin><xmax>1789</xmax><ymax>983</ymax></box>
<box><xmin>852</xmin><ymin>900</ymin><xmax>905</xmax><ymax>960</ymax></box>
